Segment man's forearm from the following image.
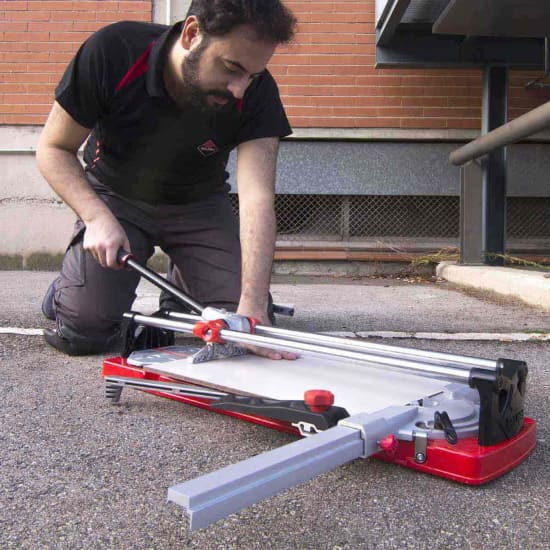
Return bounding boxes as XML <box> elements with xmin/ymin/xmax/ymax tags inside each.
<box><xmin>237</xmin><ymin>196</ymin><xmax>277</xmax><ymax>318</ymax></box>
<box><xmin>37</xmin><ymin>146</ymin><xmax>112</xmax><ymax>224</ymax></box>
<box><xmin>235</xmin><ymin>137</ymin><xmax>280</xmax><ymax>323</ymax></box>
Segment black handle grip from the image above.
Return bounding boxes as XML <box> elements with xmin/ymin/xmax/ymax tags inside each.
<box><xmin>117</xmin><ymin>248</ymin><xmax>134</xmax><ymax>267</ymax></box>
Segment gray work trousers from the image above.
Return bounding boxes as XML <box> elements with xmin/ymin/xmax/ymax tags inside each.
<box><xmin>54</xmin><ymin>179</ymin><xmax>241</xmax><ymax>342</ymax></box>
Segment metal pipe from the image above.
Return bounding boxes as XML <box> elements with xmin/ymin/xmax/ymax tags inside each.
<box><xmin>165</xmin><ymin>0</ymin><xmax>172</xmax><ymax>25</ymax></box>
<box><xmin>118</xmin><ymin>252</ymin><xmax>203</xmax><ymax>314</ymax></box>
<box><xmin>124</xmin><ymin>313</ymin><xmax>475</xmax><ymax>384</ymax></box>
<box><xmin>166</xmin><ymin>311</ymin><xmax>497</xmax><ymax>371</ymax></box>
<box><xmin>449</xmin><ymin>100</ymin><xmax>550</xmax><ymax>166</ymax></box>
<box><xmin>104</xmin><ymin>376</ymin><xmax>226</xmax><ymax>399</ymax></box>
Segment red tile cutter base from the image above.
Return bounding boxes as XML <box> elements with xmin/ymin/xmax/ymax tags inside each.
<box><xmin>102</xmin><ymin>252</ymin><xmax>537</xmax><ymax>530</ymax></box>
<box><xmin>102</xmin><ymin>354</ymin><xmax>536</xmax><ymax>489</ymax></box>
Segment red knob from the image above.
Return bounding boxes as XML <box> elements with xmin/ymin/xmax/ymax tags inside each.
<box><xmin>378</xmin><ymin>434</ymin><xmax>398</xmax><ymax>454</ymax></box>
<box><xmin>304</xmin><ymin>389</ymin><xmax>334</xmax><ymax>413</ymax></box>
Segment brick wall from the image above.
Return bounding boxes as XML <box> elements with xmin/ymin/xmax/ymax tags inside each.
<box><xmin>1</xmin><ymin>0</ymin><xmax>549</xmax><ymax>129</ymax></box>
<box><xmin>270</xmin><ymin>0</ymin><xmax>550</xmax><ymax>129</ymax></box>
<box><xmin>0</xmin><ymin>0</ymin><xmax>152</xmax><ymax>125</ymax></box>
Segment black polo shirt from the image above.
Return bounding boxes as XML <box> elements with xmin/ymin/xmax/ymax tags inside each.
<box><xmin>55</xmin><ymin>21</ymin><xmax>291</xmax><ymax>204</ymax></box>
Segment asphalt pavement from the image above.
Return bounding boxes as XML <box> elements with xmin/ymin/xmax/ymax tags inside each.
<box><xmin>0</xmin><ymin>271</ymin><xmax>549</xmax><ymax>550</ymax></box>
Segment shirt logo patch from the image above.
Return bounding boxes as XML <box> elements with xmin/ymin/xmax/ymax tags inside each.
<box><xmin>198</xmin><ymin>139</ymin><xmax>219</xmax><ymax>157</ymax></box>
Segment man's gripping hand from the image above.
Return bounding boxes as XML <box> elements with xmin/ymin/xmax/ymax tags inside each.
<box><xmin>236</xmin><ymin>303</ymin><xmax>298</xmax><ymax>361</ymax></box>
<box><xmin>82</xmin><ymin>211</ymin><xmax>131</xmax><ymax>269</ymax></box>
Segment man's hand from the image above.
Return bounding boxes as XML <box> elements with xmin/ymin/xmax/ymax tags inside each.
<box><xmin>236</xmin><ymin>304</ymin><xmax>298</xmax><ymax>361</ymax></box>
<box><xmin>82</xmin><ymin>212</ymin><xmax>131</xmax><ymax>269</ymax></box>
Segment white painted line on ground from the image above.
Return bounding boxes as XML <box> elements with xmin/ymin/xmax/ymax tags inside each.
<box><xmin>354</xmin><ymin>331</ymin><xmax>550</xmax><ymax>341</ymax></box>
<box><xmin>0</xmin><ymin>327</ymin><xmax>549</xmax><ymax>342</ymax></box>
<box><xmin>0</xmin><ymin>328</ymin><xmax>44</xmax><ymax>336</ymax></box>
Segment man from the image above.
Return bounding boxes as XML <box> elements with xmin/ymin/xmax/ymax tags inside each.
<box><xmin>37</xmin><ymin>0</ymin><xmax>297</xmax><ymax>358</ymax></box>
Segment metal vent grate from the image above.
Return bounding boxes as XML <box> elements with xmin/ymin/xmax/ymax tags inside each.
<box><xmin>348</xmin><ymin>195</ymin><xmax>459</xmax><ymax>237</ymax></box>
<box><xmin>229</xmin><ymin>194</ymin><xmax>550</xmax><ymax>241</ymax></box>
<box><xmin>507</xmin><ymin>197</ymin><xmax>550</xmax><ymax>238</ymax></box>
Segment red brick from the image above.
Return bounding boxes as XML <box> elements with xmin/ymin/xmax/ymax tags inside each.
<box><xmin>335</xmin><ymin>106</ymin><xmax>378</xmax><ymax>117</ymax></box>
<box><xmin>356</xmin><ymin>118</ymin><xmax>401</xmax><ymax>128</ymax></box>
<box><xmin>400</xmin><ymin>118</ymin><xmax>447</xmax><ymax>129</ymax></box>
<box><xmin>378</xmin><ymin>107</ymin><xmax>423</xmax><ymax>117</ymax></box>
<box><xmin>130</xmin><ymin>12</ymin><xmax>152</xmax><ymax>22</ymax></box>
<box><xmin>286</xmin><ymin>65</ymin><xmax>334</xmax><ymax>75</ymax></box>
<box><xmin>1</xmin><ymin>114</ymin><xmax>47</xmax><ymax>123</ymax></box>
<box><xmin>449</xmin><ymin>97</ymin><xmax>479</xmax><ymax>108</ymax></box>
<box><xmin>333</xmin><ymin>65</ymin><xmax>376</xmax><ymax>75</ymax></box>
<box><xmin>0</xmin><ymin>41</ymin><xmax>29</xmax><ymax>52</ymax></box>
<box><xmin>96</xmin><ymin>11</ymin><xmax>127</xmax><ymax>21</ymax></box>
<box><xmin>2</xmin><ymin>104</ymin><xmax>49</xmax><ymax>114</ymax></box>
<box><xmin>118</xmin><ymin>1</ymin><xmax>151</xmax><ymax>11</ymax></box>
<box><xmin>48</xmin><ymin>52</ymin><xmax>73</xmax><ymax>62</ymax></box>
<box><xmin>0</xmin><ymin>22</ymin><xmax>28</xmax><ymax>32</ymax></box>
<box><xmin>2</xmin><ymin>73</ymin><xmax>50</xmax><ymax>83</ymax></box>
<box><xmin>49</xmin><ymin>31</ymin><xmax>94</xmax><ymax>42</ymax></box>
<box><xmin>4</xmin><ymin>93</ymin><xmax>52</xmax><ymax>104</ymax></box>
<box><xmin>450</xmin><ymin>119</ymin><xmax>481</xmax><ymax>129</ymax></box>
<box><xmin>308</xmin><ymin>54</ymin><xmax>374</xmax><ymax>65</ymax></box>
<box><xmin>281</xmin><ymin>75</ymin><xmax>356</xmax><ymax>86</ymax></box>
<box><xmin>27</xmin><ymin>83</ymin><xmax>56</xmax><ymax>93</ymax></box>
<box><xmin>285</xmin><ymin>105</ymin><xmax>334</xmax><ymax>117</ymax></box>
<box><xmin>73</xmin><ymin>21</ymin><xmax>105</xmax><ymax>32</ymax></box>
<box><xmin>6</xmin><ymin>52</ymin><xmax>49</xmax><ymax>63</ymax></box>
<box><xmin>28</xmin><ymin>1</ymin><xmax>71</xmax><ymax>10</ymax></box>
<box><xmin>291</xmin><ymin>44</ymin><xmax>369</xmax><ymax>55</ymax></box>
<box><xmin>0</xmin><ymin>62</ymin><xmax>27</xmax><ymax>72</ymax></box>
<box><xmin>298</xmin><ymin>22</ymin><xmax>372</xmax><ymax>34</ymax></box>
<box><xmin>423</xmin><ymin>107</ymin><xmax>481</xmax><ymax>118</ymax></box>
<box><xmin>29</xmin><ymin>41</ymin><xmax>76</xmax><ymax>52</ymax></box>
<box><xmin>50</xmin><ymin>10</ymin><xmax>96</xmax><ymax>21</ymax></box>
<box><xmin>5</xmin><ymin>9</ymin><xmax>49</xmax><ymax>21</ymax></box>
<box><xmin>29</xmin><ymin>22</ymin><xmax>74</xmax><ymax>32</ymax></box>
<box><xmin>0</xmin><ymin>83</ymin><xmax>27</xmax><ymax>93</ymax></box>
<box><xmin>297</xmin><ymin>32</ymin><xmax>369</xmax><ymax>45</ymax></box>
<box><xmin>4</xmin><ymin>31</ymin><xmax>49</xmax><ymax>41</ymax></box>
<box><xmin>0</xmin><ymin>1</ymin><xmax>28</xmax><ymax>10</ymax></box>
<box><xmin>305</xmin><ymin>12</ymin><xmax>374</xmax><ymax>24</ymax></box>
<box><xmin>354</xmin><ymin>96</ymin><xmax>401</xmax><ymax>107</ymax></box>
<box><xmin>356</xmin><ymin>75</ymin><xmax>401</xmax><ymax>86</ymax></box>
<box><xmin>92</xmin><ymin>1</ymin><xmax>119</xmax><ymax>11</ymax></box>
<box><xmin>303</xmin><ymin>96</ymin><xmax>356</xmax><ymax>107</ymax></box>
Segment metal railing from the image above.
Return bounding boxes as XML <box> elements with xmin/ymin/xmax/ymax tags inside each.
<box><xmin>449</xmin><ymin>93</ymin><xmax>550</xmax><ymax>265</ymax></box>
<box><xmin>450</xmin><ymin>100</ymin><xmax>550</xmax><ymax>166</ymax></box>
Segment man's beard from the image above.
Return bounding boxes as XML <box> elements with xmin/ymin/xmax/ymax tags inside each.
<box><xmin>179</xmin><ymin>40</ymin><xmax>237</xmax><ymax>112</ymax></box>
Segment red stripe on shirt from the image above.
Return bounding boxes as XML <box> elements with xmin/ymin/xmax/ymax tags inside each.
<box><xmin>115</xmin><ymin>42</ymin><xmax>155</xmax><ymax>93</ymax></box>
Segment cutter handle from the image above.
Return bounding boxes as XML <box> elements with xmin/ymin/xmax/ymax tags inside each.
<box><xmin>117</xmin><ymin>248</ymin><xmax>134</xmax><ymax>267</ymax></box>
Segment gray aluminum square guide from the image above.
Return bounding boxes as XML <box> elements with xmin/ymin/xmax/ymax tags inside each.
<box><xmin>168</xmin><ymin>406</ymin><xmax>418</xmax><ymax>531</ymax></box>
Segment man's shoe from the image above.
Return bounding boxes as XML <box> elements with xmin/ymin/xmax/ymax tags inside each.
<box><xmin>43</xmin><ymin>328</ymin><xmax>122</xmax><ymax>356</ymax></box>
<box><xmin>41</xmin><ymin>278</ymin><xmax>60</xmax><ymax>321</ymax></box>
<box><xmin>158</xmin><ymin>291</ymin><xmax>195</xmax><ymax>314</ymax></box>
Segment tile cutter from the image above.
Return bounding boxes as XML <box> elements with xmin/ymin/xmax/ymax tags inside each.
<box><xmin>101</xmin><ymin>252</ymin><xmax>537</xmax><ymax>530</ymax></box>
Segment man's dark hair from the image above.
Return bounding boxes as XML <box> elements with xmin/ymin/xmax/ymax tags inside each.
<box><xmin>187</xmin><ymin>0</ymin><xmax>297</xmax><ymax>44</ymax></box>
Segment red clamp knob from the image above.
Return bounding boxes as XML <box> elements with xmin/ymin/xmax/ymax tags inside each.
<box><xmin>378</xmin><ymin>434</ymin><xmax>398</xmax><ymax>454</ymax></box>
<box><xmin>304</xmin><ymin>389</ymin><xmax>334</xmax><ymax>413</ymax></box>
<box><xmin>247</xmin><ymin>317</ymin><xmax>259</xmax><ymax>333</ymax></box>
<box><xmin>192</xmin><ymin>319</ymin><xmax>228</xmax><ymax>343</ymax></box>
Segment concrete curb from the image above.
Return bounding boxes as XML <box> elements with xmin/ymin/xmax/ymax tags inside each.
<box><xmin>436</xmin><ymin>261</ymin><xmax>550</xmax><ymax>310</ymax></box>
